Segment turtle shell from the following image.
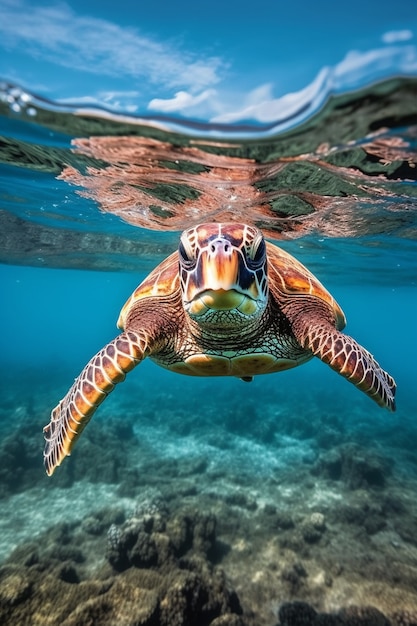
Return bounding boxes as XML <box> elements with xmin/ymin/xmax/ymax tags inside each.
<box><xmin>266</xmin><ymin>241</ymin><xmax>346</xmax><ymax>330</ymax></box>
<box><xmin>117</xmin><ymin>250</ymin><xmax>180</xmax><ymax>329</ymax></box>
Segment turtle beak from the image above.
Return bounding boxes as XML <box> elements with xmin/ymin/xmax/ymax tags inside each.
<box><xmin>186</xmin><ymin>238</ymin><xmax>259</xmax><ymax>315</ymax></box>
<box><xmin>202</xmin><ymin>238</ymin><xmax>239</xmax><ymax>291</ymax></box>
<box><xmin>180</xmin><ymin>223</ymin><xmax>268</xmax><ymax>322</ymax></box>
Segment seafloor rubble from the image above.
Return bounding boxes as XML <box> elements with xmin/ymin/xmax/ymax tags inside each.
<box><xmin>1</xmin><ymin>486</ymin><xmax>417</xmax><ymax>626</ymax></box>
<box><xmin>0</xmin><ymin>374</ymin><xmax>417</xmax><ymax>625</ymax></box>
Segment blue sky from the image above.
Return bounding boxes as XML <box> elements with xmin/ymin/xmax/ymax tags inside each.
<box><xmin>0</xmin><ymin>0</ymin><xmax>416</xmax><ymax>123</ymax></box>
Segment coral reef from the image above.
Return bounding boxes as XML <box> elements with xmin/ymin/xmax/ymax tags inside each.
<box><xmin>311</xmin><ymin>444</ymin><xmax>389</xmax><ymax>489</ymax></box>
<box><xmin>1</xmin><ymin>374</ymin><xmax>416</xmax><ymax>625</ymax></box>
<box><xmin>277</xmin><ymin>601</ymin><xmax>417</xmax><ymax>625</ymax></box>
<box><xmin>0</xmin><ymin>413</ymin><xmax>141</xmax><ymax>498</ymax></box>
<box><xmin>0</xmin><ymin>500</ymin><xmax>243</xmax><ymax>626</ymax></box>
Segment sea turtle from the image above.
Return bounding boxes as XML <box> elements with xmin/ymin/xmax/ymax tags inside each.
<box><xmin>44</xmin><ymin>222</ymin><xmax>396</xmax><ymax>475</ymax></box>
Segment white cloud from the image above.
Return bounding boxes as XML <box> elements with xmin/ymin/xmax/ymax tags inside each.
<box><xmin>148</xmin><ymin>89</ymin><xmax>216</xmax><ymax>113</ymax></box>
<box><xmin>205</xmin><ymin>43</ymin><xmax>417</xmax><ymax>128</ymax></box>
<box><xmin>382</xmin><ymin>30</ymin><xmax>414</xmax><ymax>44</ymax></box>
<box><xmin>0</xmin><ymin>0</ymin><xmax>224</xmax><ymax>91</ymax></box>
<box><xmin>333</xmin><ymin>45</ymin><xmax>417</xmax><ymax>79</ymax></box>
<box><xmin>211</xmin><ymin>71</ymin><xmax>329</xmax><ymax>124</ymax></box>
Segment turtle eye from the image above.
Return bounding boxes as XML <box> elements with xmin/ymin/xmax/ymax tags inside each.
<box><xmin>249</xmin><ymin>237</ymin><xmax>266</xmax><ymax>266</ymax></box>
<box><xmin>178</xmin><ymin>239</ymin><xmax>196</xmax><ymax>266</ymax></box>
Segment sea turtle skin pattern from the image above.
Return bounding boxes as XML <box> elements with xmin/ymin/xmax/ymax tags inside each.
<box><xmin>44</xmin><ymin>222</ymin><xmax>396</xmax><ymax>475</ymax></box>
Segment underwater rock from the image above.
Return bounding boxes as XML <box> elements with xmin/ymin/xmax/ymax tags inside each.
<box><xmin>107</xmin><ymin>503</ymin><xmax>218</xmax><ymax>572</ymax></box>
<box><xmin>0</xmin><ymin>431</ymin><xmax>40</xmax><ymax>497</ymax></box>
<box><xmin>224</xmin><ymin>491</ymin><xmax>258</xmax><ymax>511</ymax></box>
<box><xmin>278</xmin><ymin>600</ymin><xmax>317</xmax><ymax>625</ymax></box>
<box><xmin>272</xmin><ymin>510</ymin><xmax>295</xmax><ymax>530</ymax></box>
<box><xmin>159</xmin><ymin>567</ymin><xmax>241</xmax><ymax>626</ymax></box>
<box><xmin>0</xmin><ymin>566</ymin><xmax>32</xmax><ymax>607</ymax></box>
<box><xmin>390</xmin><ymin>609</ymin><xmax>417</xmax><ymax>626</ymax></box>
<box><xmin>165</xmin><ymin>513</ymin><xmax>195</xmax><ymax>556</ymax></box>
<box><xmin>309</xmin><ymin>512</ymin><xmax>326</xmax><ymax>532</ymax></box>
<box><xmin>6</xmin><ymin>519</ymin><xmax>90</xmax><ymax>584</ymax></box>
<box><xmin>129</xmin><ymin>530</ymin><xmax>160</xmax><ymax>568</ymax></box>
<box><xmin>300</xmin><ymin>512</ymin><xmax>327</xmax><ymax>544</ymax></box>
<box><xmin>281</xmin><ymin>561</ymin><xmax>308</xmax><ymax>592</ymax></box>
<box><xmin>81</xmin><ymin>515</ymin><xmax>107</xmax><ymax>536</ymax></box>
<box><xmin>221</xmin><ymin>402</ymin><xmax>277</xmax><ymax>444</ymax></box>
<box><xmin>105</xmin><ymin>502</ymin><xmax>243</xmax><ymax>624</ymax></box>
<box><xmin>262</xmin><ymin>503</ymin><xmax>277</xmax><ymax>516</ymax></box>
<box><xmin>0</xmin><ymin>563</ymin><xmax>110</xmax><ymax>626</ymax></box>
<box><xmin>331</xmin><ymin>492</ymin><xmax>389</xmax><ymax>536</ymax></box>
<box><xmin>56</xmin><ymin>419</ymin><xmax>139</xmax><ymax>487</ymax></box>
<box><xmin>0</xmin><ymin>501</ymin><xmax>243</xmax><ymax>626</ymax></box>
<box><xmin>210</xmin><ymin>615</ymin><xmax>246</xmax><ymax>626</ymax></box>
<box><xmin>0</xmin><ymin>416</ymin><xmax>141</xmax><ymax>498</ymax></box>
<box><xmin>278</xmin><ymin>602</ymin><xmax>395</xmax><ymax>626</ymax></box>
<box><xmin>61</xmin><ymin>569</ymin><xmax>160</xmax><ymax>626</ymax></box>
<box><xmin>313</xmin><ymin>449</ymin><xmax>343</xmax><ymax>481</ymax></box>
<box><xmin>337</xmin><ymin>605</ymin><xmax>391</xmax><ymax>625</ymax></box>
<box><xmin>192</xmin><ymin>511</ymin><xmax>217</xmax><ymax>556</ymax></box>
<box><xmin>311</xmin><ymin>444</ymin><xmax>389</xmax><ymax>489</ymax></box>
<box><xmin>363</xmin><ymin>513</ymin><xmax>387</xmax><ymax>535</ymax></box>
<box><xmin>314</xmin><ymin>615</ymin><xmax>344</xmax><ymax>626</ymax></box>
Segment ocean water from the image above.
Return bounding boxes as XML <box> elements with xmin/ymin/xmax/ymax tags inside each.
<box><xmin>1</xmin><ymin>71</ymin><xmax>417</xmax><ymax>626</ymax></box>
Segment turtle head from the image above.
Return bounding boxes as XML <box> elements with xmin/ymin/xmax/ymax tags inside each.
<box><xmin>179</xmin><ymin>223</ymin><xmax>269</xmax><ymax>329</ymax></box>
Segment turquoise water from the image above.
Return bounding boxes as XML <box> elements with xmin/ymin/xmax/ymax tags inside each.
<box><xmin>1</xmin><ymin>72</ymin><xmax>417</xmax><ymax>625</ymax></box>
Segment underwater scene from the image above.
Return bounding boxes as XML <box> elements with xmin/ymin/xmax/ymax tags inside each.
<box><xmin>1</xmin><ymin>2</ymin><xmax>417</xmax><ymax>625</ymax></box>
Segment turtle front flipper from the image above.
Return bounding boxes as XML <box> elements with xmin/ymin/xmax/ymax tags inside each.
<box><xmin>299</xmin><ymin>322</ymin><xmax>396</xmax><ymax>411</ymax></box>
<box><xmin>43</xmin><ymin>330</ymin><xmax>147</xmax><ymax>476</ymax></box>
